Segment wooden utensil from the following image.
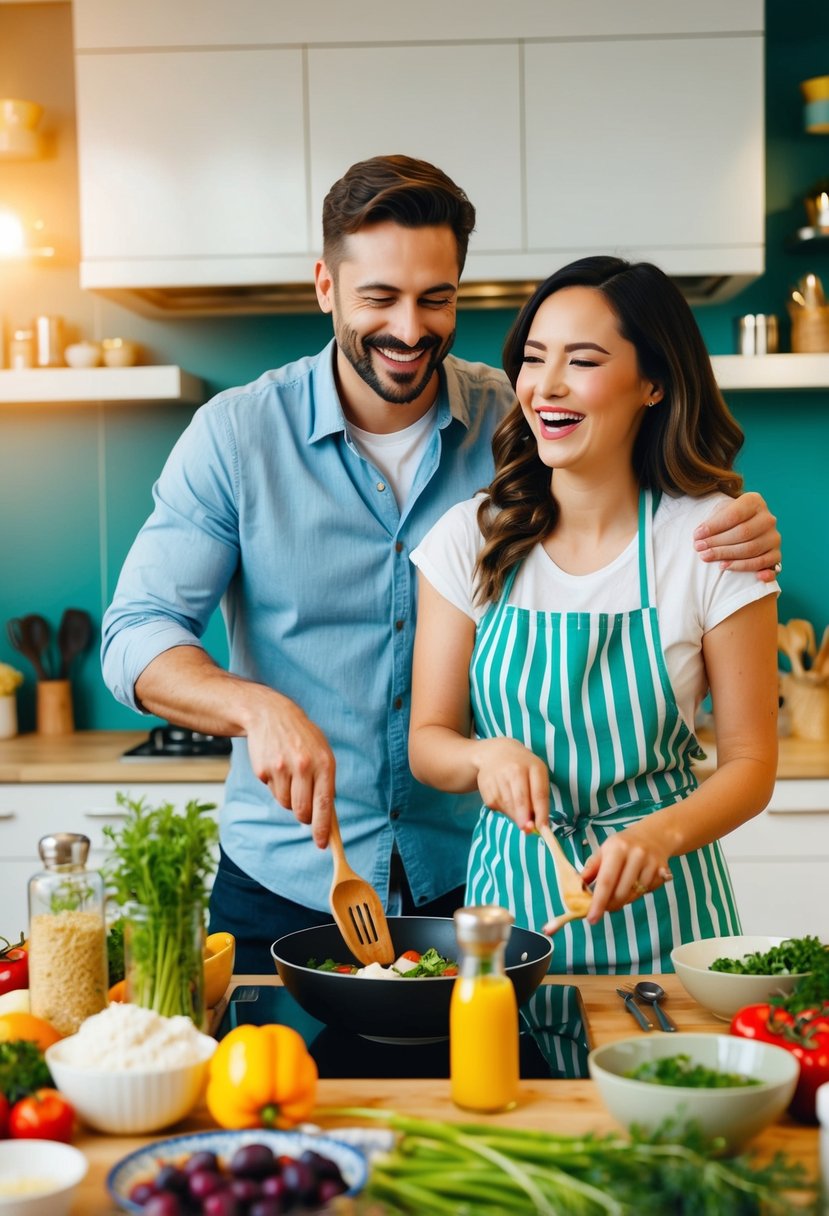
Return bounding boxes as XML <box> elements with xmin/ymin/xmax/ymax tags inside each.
<box><xmin>6</xmin><ymin>615</ymin><xmax>51</xmax><ymax>680</ymax></box>
<box><xmin>57</xmin><ymin>608</ymin><xmax>94</xmax><ymax>678</ymax></box>
<box><xmin>328</xmin><ymin>804</ymin><xmax>395</xmax><ymax>966</ymax></box>
<box><xmin>537</xmin><ymin>822</ymin><xmax>593</xmax><ymax>935</ymax></box>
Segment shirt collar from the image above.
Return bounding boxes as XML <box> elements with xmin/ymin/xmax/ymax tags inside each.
<box><xmin>308</xmin><ymin>338</ymin><xmax>471</xmax><ymax>444</ymax></box>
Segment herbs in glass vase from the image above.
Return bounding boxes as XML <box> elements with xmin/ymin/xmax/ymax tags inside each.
<box><xmin>104</xmin><ymin>793</ymin><xmax>219</xmax><ymax>1027</ymax></box>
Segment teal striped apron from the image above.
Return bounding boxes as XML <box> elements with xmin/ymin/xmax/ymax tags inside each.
<box><xmin>465</xmin><ymin>489</ymin><xmax>741</xmax><ymax>975</ymax></box>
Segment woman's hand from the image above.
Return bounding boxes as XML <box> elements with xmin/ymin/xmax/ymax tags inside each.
<box><xmin>693</xmin><ymin>491</ymin><xmax>781</xmax><ymax>581</ymax></box>
<box><xmin>579</xmin><ymin>826</ymin><xmax>672</xmax><ymax>921</ymax></box>
<box><xmin>473</xmin><ymin>737</ymin><xmax>550</xmax><ymax>832</ymax></box>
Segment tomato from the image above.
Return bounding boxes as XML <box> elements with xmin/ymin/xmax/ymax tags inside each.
<box><xmin>8</xmin><ymin>1088</ymin><xmax>75</xmax><ymax>1143</ymax></box>
<box><xmin>400</xmin><ymin>950</ymin><xmax>421</xmax><ymax>963</ymax></box>
<box><xmin>442</xmin><ymin>966</ymin><xmax>459</xmax><ymax>976</ymax></box>
<box><xmin>334</xmin><ymin>965</ymin><xmax>356</xmax><ymax>974</ymax></box>
<box><xmin>0</xmin><ymin>935</ymin><xmax>28</xmax><ymax>996</ymax></box>
<box><xmin>0</xmin><ymin>1092</ymin><xmax>9</xmax><ymax>1138</ymax></box>
<box><xmin>731</xmin><ymin>1002</ymin><xmax>829</xmax><ymax>1124</ymax></box>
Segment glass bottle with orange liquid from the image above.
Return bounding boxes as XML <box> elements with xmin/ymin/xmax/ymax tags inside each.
<box><xmin>450</xmin><ymin>905</ymin><xmax>519</xmax><ymax>1113</ymax></box>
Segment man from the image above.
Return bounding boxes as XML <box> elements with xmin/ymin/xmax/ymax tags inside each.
<box><xmin>102</xmin><ymin>156</ymin><xmax>780</xmax><ymax>971</ymax></box>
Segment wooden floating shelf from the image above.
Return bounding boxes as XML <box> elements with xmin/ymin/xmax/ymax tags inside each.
<box><xmin>0</xmin><ymin>365</ymin><xmax>204</xmax><ymax>405</ymax></box>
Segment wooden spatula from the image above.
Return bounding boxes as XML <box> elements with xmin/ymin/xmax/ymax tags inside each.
<box><xmin>328</xmin><ymin>804</ymin><xmax>395</xmax><ymax>966</ymax></box>
<box><xmin>536</xmin><ymin>822</ymin><xmax>593</xmax><ymax>935</ymax></box>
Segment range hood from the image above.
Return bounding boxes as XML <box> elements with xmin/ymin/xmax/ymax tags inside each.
<box><xmin>81</xmin><ymin>271</ymin><xmax>755</xmax><ymax>319</ymax></box>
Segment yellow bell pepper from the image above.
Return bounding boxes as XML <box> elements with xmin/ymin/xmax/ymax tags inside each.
<box><xmin>206</xmin><ymin>1023</ymin><xmax>318</xmax><ymax>1130</ymax></box>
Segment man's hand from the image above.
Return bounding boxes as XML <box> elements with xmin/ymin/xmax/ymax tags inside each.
<box><xmin>245</xmin><ymin>693</ymin><xmax>336</xmax><ymax>847</ymax></box>
<box><xmin>694</xmin><ymin>491</ymin><xmax>781</xmax><ymax>582</ymax></box>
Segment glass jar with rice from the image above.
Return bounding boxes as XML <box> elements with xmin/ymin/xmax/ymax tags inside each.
<box><xmin>27</xmin><ymin>833</ymin><xmax>108</xmax><ymax>1035</ymax></box>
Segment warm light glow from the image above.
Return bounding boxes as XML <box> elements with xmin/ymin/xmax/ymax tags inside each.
<box><xmin>0</xmin><ymin>208</ymin><xmax>25</xmax><ymax>256</ymax></box>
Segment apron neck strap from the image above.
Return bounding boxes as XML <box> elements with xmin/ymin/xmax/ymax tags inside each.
<box><xmin>638</xmin><ymin>488</ymin><xmax>661</xmax><ymax>608</ymax></box>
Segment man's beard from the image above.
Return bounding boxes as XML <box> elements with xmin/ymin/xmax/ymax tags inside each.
<box><xmin>336</xmin><ymin>323</ymin><xmax>456</xmax><ymax>406</ymax></box>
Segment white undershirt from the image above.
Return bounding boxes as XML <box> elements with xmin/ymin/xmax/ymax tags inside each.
<box><xmin>348</xmin><ymin>404</ymin><xmax>437</xmax><ymax>510</ymax></box>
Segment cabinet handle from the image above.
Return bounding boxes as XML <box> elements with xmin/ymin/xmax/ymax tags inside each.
<box><xmin>0</xmin><ymin>810</ymin><xmax>18</xmax><ymax>820</ymax></box>
<box><xmin>83</xmin><ymin>809</ymin><xmax>128</xmax><ymax>819</ymax></box>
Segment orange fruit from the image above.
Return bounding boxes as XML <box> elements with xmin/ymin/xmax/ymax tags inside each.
<box><xmin>108</xmin><ymin>980</ymin><xmax>127</xmax><ymax>1003</ymax></box>
<box><xmin>0</xmin><ymin>1011</ymin><xmax>62</xmax><ymax>1050</ymax></box>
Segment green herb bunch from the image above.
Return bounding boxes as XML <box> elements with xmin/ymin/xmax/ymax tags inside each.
<box><xmin>710</xmin><ymin>935</ymin><xmax>827</xmax><ymax>977</ymax></box>
<box><xmin>104</xmin><ymin>793</ymin><xmax>218</xmax><ymax>1022</ymax></box>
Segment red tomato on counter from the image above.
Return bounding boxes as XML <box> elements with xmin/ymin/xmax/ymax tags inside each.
<box><xmin>8</xmin><ymin>1088</ymin><xmax>75</xmax><ymax>1143</ymax></box>
<box><xmin>0</xmin><ymin>934</ymin><xmax>28</xmax><ymax>995</ymax></box>
<box><xmin>731</xmin><ymin>1003</ymin><xmax>829</xmax><ymax>1124</ymax></box>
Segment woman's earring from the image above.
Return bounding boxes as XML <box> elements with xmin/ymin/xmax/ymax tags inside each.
<box><xmin>645</xmin><ymin>401</ymin><xmax>655</xmax><ymax>408</ymax></box>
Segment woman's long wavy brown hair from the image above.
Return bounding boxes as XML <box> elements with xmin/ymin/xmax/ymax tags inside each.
<box><xmin>475</xmin><ymin>256</ymin><xmax>745</xmax><ymax>604</ymax></box>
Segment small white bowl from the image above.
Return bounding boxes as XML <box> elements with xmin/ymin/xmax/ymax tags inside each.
<box><xmin>101</xmin><ymin>338</ymin><xmax>139</xmax><ymax>367</ymax></box>
<box><xmin>64</xmin><ymin>341</ymin><xmax>102</xmax><ymax>369</ymax></box>
<box><xmin>45</xmin><ymin>1032</ymin><xmax>216</xmax><ymax>1134</ymax></box>
<box><xmin>0</xmin><ymin>1139</ymin><xmax>88</xmax><ymax>1216</ymax></box>
<box><xmin>671</xmin><ymin>936</ymin><xmax>811</xmax><ymax>1022</ymax></box>
<box><xmin>589</xmin><ymin>1032</ymin><xmax>799</xmax><ymax>1151</ymax></box>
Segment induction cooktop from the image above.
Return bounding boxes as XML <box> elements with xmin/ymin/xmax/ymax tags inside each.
<box><xmin>215</xmin><ymin>984</ymin><xmax>591</xmax><ymax>1081</ymax></box>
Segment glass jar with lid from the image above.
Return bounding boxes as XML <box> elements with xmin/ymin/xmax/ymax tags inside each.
<box><xmin>28</xmin><ymin>833</ymin><xmax>108</xmax><ymax>1035</ymax></box>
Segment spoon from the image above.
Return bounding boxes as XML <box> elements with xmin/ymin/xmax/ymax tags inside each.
<box><xmin>630</xmin><ymin>981</ymin><xmax>677</xmax><ymax>1032</ymax></box>
<box><xmin>56</xmin><ymin>608</ymin><xmax>94</xmax><ymax>678</ymax></box>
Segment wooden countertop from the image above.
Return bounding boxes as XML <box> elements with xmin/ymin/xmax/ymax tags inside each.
<box><xmin>0</xmin><ymin>730</ymin><xmax>826</xmax><ymax>784</ymax></box>
<box><xmin>70</xmin><ymin>974</ymin><xmax>818</xmax><ymax>1214</ymax></box>
<box><xmin>0</xmin><ymin>731</ymin><xmax>230</xmax><ymax>782</ymax></box>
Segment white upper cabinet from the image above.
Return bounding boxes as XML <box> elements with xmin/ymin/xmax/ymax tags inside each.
<box><xmin>71</xmin><ymin>1</ymin><xmax>765</xmax><ymax>310</ymax></box>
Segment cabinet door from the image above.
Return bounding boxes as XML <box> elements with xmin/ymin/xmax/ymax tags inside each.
<box><xmin>307</xmin><ymin>44</ymin><xmax>523</xmax><ymax>254</ymax></box>
<box><xmin>523</xmin><ymin>36</ymin><xmax>763</xmax><ymax>258</ymax></box>
<box><xmin>76</xmin><ymin>49</ymin><xmax>307</xmax><ymax>260</ymax></box>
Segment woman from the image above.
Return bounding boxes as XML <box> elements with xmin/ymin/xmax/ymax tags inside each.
<box><xmin>408</xmin><ymin>256</ymin><xmax>778</xmax><ymax>974</ymax></box>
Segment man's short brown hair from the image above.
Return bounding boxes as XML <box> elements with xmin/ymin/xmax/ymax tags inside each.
<box><xmin>321</xmin><ymin>155</ymin><xmax>476</xmax><ymax>275</ymax></box>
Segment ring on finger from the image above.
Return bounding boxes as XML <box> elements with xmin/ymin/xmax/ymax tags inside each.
<box><xmin>773</xmin><ymin>561</ymin><xmax>782</xmax><ymax>575</ymax></box>
<box><xmin>631</xmin><ymin>880</ymin><xmax>648</xmax><ymax>896</ymax></box>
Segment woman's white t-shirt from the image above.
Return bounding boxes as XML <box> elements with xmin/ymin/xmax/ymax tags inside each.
<box><xmin>411</xmin><ymin>491</ymin><xmax>778</xmax><ymax>732</ymax></box>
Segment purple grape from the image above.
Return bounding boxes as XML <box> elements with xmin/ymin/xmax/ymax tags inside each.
<box><xmin>144</xmin><ymin>1195</ymin><xmax>182</xmax><ymax>1216</ymax></box>
<box><xmin>317</xmin><ymin>1176</ymin><xmax>348</xmax><ymax>1204</ymax></box>
<box><xmin>185</xmin><ymin>1150</ymin><xmax>220</xmax><ymax>1175</ymax></box>
<box><xmin>202</xmin><ymin>1193</ymin><xmax>240</xmax><ymax>1216</ymax></box>
<box><xmin>230</xmin><ymin>1177</ymin><xmax>262</xmax><ymax>1204</ymax></box>
<box><xmin>280</xmin><ymin>1160</ymin><xmax>318</xmax><ymax>1205</ymax></box>
<box><xmin>229</xmin><ymin>1143</ymin><xmax>276</xmax><ymax>1179</ymax></box>
<box><xmin>187</xmin><ymin>1169</ymin><xmax>225</xmax><ymax>1201</ymax></box>
<box><xmin>128</xmin><ymin>1180</ymin><xmax>158</xmax><ymax>1205</ymax></box>
<box><xmin>260</xmin><ymin>1174</ymin><xmax>289</xmax><ymax>1202</ymax></box>
<box><xmin>154</xmin><ymin>1164</ymin><xmax>189</xmax><ymax>1195</ymax></box>
<box><xmin>298</xmin><ymin>1150</ymin><xmax>343</xmax><ymax>1183</ymax></box>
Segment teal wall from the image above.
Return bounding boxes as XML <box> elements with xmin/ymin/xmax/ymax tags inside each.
<box><xmin>1</xmin><ymin>4</ymin><xmax>827</xmax><ymax>732</ymax></box>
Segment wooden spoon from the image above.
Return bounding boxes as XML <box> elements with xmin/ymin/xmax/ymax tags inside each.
<box><xmin>537</xmin><ymin>822</ymin><xmax>593</xmax><ymax>935</ymax></box>
<box><xmin>328</xmin><ymin>804</ymin><xmax>395</xmax><ymax>966</ymax></box>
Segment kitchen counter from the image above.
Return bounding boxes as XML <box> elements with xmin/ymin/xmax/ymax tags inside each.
<box><xmin>69</xmin><ymin>974</ymin><xmax>818</xmax><ymax>1214</ymax></box>
<box><xmin>0</xmin><ymin>729</ymin><xmax>826</xmax><ymax>784</ymax></box>
<box><xmin>0</xmin><ymin>730</ymin><xmax>230</xmax><ymax>782</ymax></box>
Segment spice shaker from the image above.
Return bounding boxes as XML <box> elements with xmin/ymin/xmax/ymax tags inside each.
<box><xmin>9</xmin><ymin>328</ymin><xmax>35</xmax><ymax>369</ymax></box>
<box><xmin>28</xmin><ymin>833</ymin><xmax>108</xmax><ymax>1035</ymax></box>
<box><xmin>450</xmin><ymin>904</ymin><xmax>519</xmax><ymax>1113</ymax></box>
<box><xmin>34</xmin><ymin>314</ymin><xmax>64</xmax><ymax>367</ymax></box>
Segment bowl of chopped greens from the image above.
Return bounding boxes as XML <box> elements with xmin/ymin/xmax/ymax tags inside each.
<box><xmin>670</xmin><ymin>935</ymin><xmax>827</xmax><ymax>1021</ymax></box>
<box><xmin>588</xmin><ymin>1032</ymin><xmax>799</xmax><ymax>1150</ymax></box>
<box><xmin>271</xmin><ymin>916</ymin><xmax>551</xmax><ymax>1042</ymax></box>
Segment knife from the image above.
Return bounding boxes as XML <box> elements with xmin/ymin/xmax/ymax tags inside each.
<box><xmin>616</xmin><ymin>988</ymin><xmax>653</xmax><ymax>1031</ymax></box>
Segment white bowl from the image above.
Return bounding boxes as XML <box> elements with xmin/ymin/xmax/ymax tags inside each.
<box><xmin>64</xmin><ymin>341</ymin><xmax>102</xmax><ymax>369</ymax></box>
<box><xmin>589</xmin><ymin>1032</ymin><xmax>799</xmax><ymax>1151</ymax></box>
<box><xmin>0</xmin><ymin>1139</ymin><xmax>88</xmax><ymax>1216</ymax></box>
<box><xmin>45</xmin><ymin>1032</ymin><xmax>216</xmax><ymax>1134</ymax></box>
<box><xmin>101</xmin><ymin>338</ymin><xmax>138</xmax><ymax>367</ymax></box>
<box><xmin>671</xmin><ymin>936</ymin><xmax>810</xmax><ymax>1022</ymax></box>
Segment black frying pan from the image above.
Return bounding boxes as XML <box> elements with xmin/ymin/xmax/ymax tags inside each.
<box><xmin>271</xmin><ymin>915</ymin><xmax>551</xmax><ymax>1041</ymax></box>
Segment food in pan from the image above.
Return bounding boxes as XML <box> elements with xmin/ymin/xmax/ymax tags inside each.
<box><xmin>306</xmin><ymin>947</ymin><xmax>458</xmax><ymax>978</ymax></box>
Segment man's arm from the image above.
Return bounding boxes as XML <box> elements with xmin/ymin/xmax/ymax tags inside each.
<box><xmin>134</xmin><ymin>646</ymin><xmax>336</xmax><ymax>845</ymax></box>
<box><xmin>694</xmin><ymin>491</ymin><xmax>781</xmax><ymax>582</ymax></box>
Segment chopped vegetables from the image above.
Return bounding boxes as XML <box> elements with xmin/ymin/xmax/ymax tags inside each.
<box><xmin>319</xmin><ymin>1108</ymin><xmax>814</xmax><ymax>1214</ymax></box>
<box><xmin>710</xmin><ymin>935</ymin><xmax>827</xmax><ymax>976</ymax></box>
<box><xmin>306</xmin><ymin>947</ymin><xmax>457</xmax><ymax>978</ymax></box>
<box><xmin>623</xmin><ymin>1053</ymin><xmax>760</xmax><ymax>1088</ymax></box>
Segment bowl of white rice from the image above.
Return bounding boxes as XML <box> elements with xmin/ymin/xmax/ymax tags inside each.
<box><xmin>44</xmin><ymin>1003</ymin><xmax>217</xmax><ymax>1134</ymax></box>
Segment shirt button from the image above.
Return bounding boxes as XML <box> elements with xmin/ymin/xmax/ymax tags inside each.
<box><xmin>376</xmin><ymin>481</ymin><xmax>386</xmax><ymax>492</ymax></box>
<box><xmin>395</xmin><ymin>619</ymin><xmax>404</xmax><ymax>631</ymax></box>
<box><xmin>393</xmin><ymin>696</ymin><xmax>403</xmax><ymax>710</ymax></box>
<box><xmin>390</xmin><ymin>809</ymin><xmax>400</xmax><ymax>821</ymax></box>
<box><xmin>395</xmin><ymin>541</ymin><xmax>404</xmax><ymax>554</ymax></box>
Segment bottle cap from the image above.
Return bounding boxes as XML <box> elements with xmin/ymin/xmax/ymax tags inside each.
<box><xmin>454</xmin><ymin>904</ymin><xmax>514</xmax><ymax>946</ymax></box>
<box><xmin>38</xmin><ymin>833</ymin><xmax>91</xmax><ymax>869</ymax></box>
